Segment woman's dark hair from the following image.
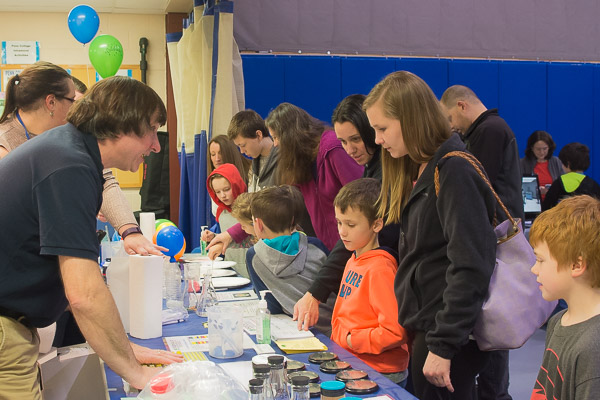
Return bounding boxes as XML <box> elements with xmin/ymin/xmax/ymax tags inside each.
<box><xmin>67</xmin><ymin>76</ymin><xmax>166</xmax><ymax>140</ymax></box>
<box><xmin>0</xmin><ymin>61</ymin><xmax>72</xmax><ymax>123</ymax></box>
<box><xmin>207</xmin><ymin>135</ymin><xmax>251</xmax><ymax>182</ymax></box>
<box><xmin>525</xmin><ymin>130</ymin><xmax>556</xmax><ymax>160</ymax></box>
<box><xmin>332</xmin><ymin>94</ymin><xmax>377</xmax><ymax>154</ymax></box>
<box><xmin>265</xmin><ymin>103</ymin><xmax>325</xmax><ymax>185</ymax></box>
<box><xmin>558</xmin><ymin>142</ymin><xmax>590</xmax><ymax>172</ymax></box>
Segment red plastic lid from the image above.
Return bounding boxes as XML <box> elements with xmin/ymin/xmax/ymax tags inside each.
<box><xmin>150</xmin><ymin>373</ymin><xmax>174</xmax><ymax>394</ymax></box>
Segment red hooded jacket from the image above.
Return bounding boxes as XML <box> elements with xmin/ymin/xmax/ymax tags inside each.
<box><xmin>207</xmin><ymin>163</ymin><xmax>247</xmax><ymax>222</ymax></box>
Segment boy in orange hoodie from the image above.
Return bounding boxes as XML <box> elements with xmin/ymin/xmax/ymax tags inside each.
<box><xmin>331</xmin><ymin>178</ymin><xmax>410</xmax><ymax>386</ymax></box>
<box><xmin>202</xmin><ymin>163</ymin><xmax>252</xmax><ymax>277</ymax></box>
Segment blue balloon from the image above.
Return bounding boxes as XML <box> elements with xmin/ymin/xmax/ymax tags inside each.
<box><xmin>156</xmin><ymin>226</ymin><xmax>185</xmax><ymax>261</ymax></box>
<box><xmin>67</xmin><ymin>5</ymin><xmax>99</xmax><ymax>44</ymax></box>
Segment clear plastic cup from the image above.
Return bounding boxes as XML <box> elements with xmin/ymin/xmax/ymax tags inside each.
<box><xmin>207</xmin><ymin>305</ymin><xmax>243</xmax><ymax>359</ymax></box>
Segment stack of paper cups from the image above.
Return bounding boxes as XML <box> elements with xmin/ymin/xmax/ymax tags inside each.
<box><xmin>129</xmin><ymin>255</ymin><xmax>163</xmax><ymax>339</ymax></box>
<box><xmin>139</xmin><ymin>212</ymin><xmax>156</xmax><ymax>241</ymax></box>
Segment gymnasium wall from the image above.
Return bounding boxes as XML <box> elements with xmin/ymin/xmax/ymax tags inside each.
<box><xmin>241</xmin><ymin>54</ymin><xmax>599</xmax><ymax>181</ymax></box>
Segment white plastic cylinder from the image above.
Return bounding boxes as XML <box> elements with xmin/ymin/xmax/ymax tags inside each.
<box><xmin>106</xmin><ymin>242</ymin><xmax>130</xmax><ymax>333</ymax></box>
<box><xmin>129</xmin><ymin>255</ymin><xmax>163</xmax><ymax>339</ymax></box>
<box><xmin>139</xmin><ymin>212</ymin><xmax>156</xmax><ymax>241</ymax></box>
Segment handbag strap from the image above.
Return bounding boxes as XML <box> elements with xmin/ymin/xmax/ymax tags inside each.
<box><xmin>434</xmin><ymin>151</ymin><xmax>518</xmax><ymax>231</ymax></box>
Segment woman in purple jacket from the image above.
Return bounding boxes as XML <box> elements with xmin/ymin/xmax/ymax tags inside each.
<box><xmin>265</xmin><ymin>103</ymin><xmax>363</xmax><ymax>250</ymax></box>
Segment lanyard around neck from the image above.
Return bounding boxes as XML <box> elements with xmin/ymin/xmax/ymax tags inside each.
<box><xmin>15</xmin><ymin>111</ymin><xmax>31</xmax><ymax>140</ymax></box>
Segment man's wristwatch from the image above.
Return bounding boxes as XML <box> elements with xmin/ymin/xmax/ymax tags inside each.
<box><xmin>121</xmin><ymin>226</ymin><xmax>143</xmax><ymax>239</ymax></box>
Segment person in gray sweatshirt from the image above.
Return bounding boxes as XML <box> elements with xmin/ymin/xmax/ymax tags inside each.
<box><xmin>245</xmin><ymin>185</ymin><xmax>336</xmax><ymax>336</ymax></box>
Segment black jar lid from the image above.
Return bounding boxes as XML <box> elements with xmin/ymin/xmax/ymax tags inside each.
<box><xmin>308</xmin><ymin>382</ymin><xmax>321</xmax><ymax>398</ymax></box>
<box><xmin>345</xmin><ymin>379</ymin><xmax>379</xmax><ymax>394</ymax></box>
<box><xmin>252</xmin><ymin>363</ymin><xmax>271</xmax><ymax>374</ymax></box>
<box><xmin>286</xmin><ymin>359</ymin><xmax>306</xmax><ymax>373</ymax></box>
<box><xmin>248</xmin><ymin>378</ymin><xmax>264</xmax><ymax>394</ymax></box>
<box><xmin>291</xmin><ymin>375</ymin><xmax>310</xmax><ymax>387</ymax></box>
<box><xmin>335</xmin><ymin>369</ymin><xmax>369</xmax><ymax>382</ymax></box>
<box><xmin>319</xmin><ymin>360</ymin><xmax>352</xmax><ymax>374</ymax></box>
<box><xmin>308</xmin><ymin>351</ymin><xmax>338</xmax><ymax>364</ymax></box>
<box><xmin>288</xmin><ymin>370</ymin><xmax>320</xmax><ymax>383</ymax></box>
<box><xmin>267</xmin><ymin>355</ymin><xmax>285</xmax><ymax>365</ymax></box>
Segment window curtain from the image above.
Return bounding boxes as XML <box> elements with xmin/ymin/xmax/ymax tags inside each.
<box><xmin>166</xmin><ymin>0</ymin><xmax>244</xmax><ymax>250</ymax></box>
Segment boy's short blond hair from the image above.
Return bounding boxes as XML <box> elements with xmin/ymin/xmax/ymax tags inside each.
<box><xmin>529</xmin><ymin>195</ymin><xmax>600</xmax><ymax>287</ymax></box>
<box><xmin>231</xmin><ymin>192</ymin><xmax>253</xmax><ymax>222</ymax></box>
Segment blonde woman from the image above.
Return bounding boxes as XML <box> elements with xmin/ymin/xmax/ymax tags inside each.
<box><xmin>364</xmin><ymin>71</ymin><xmax>497</xmax><ymax>399</ymax></box>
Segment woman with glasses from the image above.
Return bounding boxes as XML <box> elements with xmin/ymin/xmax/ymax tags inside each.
<box><xmin>0</xmin><ymin>61</ymin><xmax>76</xmax><ymax>157</ymax></box>
<box><xmin>520</xmin><ymin>130</ymin><xmax>564</xmax><ymax>199</ymax></box>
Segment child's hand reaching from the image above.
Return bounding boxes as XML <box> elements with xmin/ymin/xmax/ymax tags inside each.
<box><xmin>201</xmin><ymin>229</ymin><xmax>216</xmax><ymax>242</ymax></box>
<box><xmin>208</xmin><ymin>243</ymin><xmax>224</xmax><ymax>260</ymax></box>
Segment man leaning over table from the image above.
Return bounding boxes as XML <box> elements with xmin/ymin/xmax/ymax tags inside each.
<box><xmin>0</xmin><ymin>76</ymin><xmax>182</xmax><ymax>400</ymax></box>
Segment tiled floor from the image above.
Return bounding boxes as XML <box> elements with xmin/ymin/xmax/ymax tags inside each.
<box><xmin>507</xmin><ymin>328</ymin><xmax>546</xmax><ymax>399</ymax></box>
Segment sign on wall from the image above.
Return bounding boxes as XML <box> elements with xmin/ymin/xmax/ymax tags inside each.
<box><xmin>1</xmin><ymin>41</ymin><xmax>40</xmax><ymax>64</ymax></box>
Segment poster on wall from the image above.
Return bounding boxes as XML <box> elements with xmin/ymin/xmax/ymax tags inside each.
<box><xmin>2</xmin><ymin>69</ymin><xmax>24</xmax><ymax>92</ymax></box>
<box><xmin>1</xmin><ymin>41</ymin><xmax>40</xmax><ymax>64</ymax></box>
<box><xmin>95</xmin><ymin>69</ymin><xmax>132</xmax><ymax>81</ymax></box>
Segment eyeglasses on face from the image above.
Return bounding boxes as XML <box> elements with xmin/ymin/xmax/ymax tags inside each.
<box><xmin>55</xmin><ymin>95</ymin><xmax>76</xmax><ymax>103</ymax></box>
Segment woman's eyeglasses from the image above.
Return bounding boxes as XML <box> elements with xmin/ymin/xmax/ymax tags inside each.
<box><xmin>56</xmin><ymin>95</ymin><xmax>76</xmax><ymax>103</ymax></box>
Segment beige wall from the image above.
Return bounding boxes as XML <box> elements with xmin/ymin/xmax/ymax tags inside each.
<box><xmin>0</xmin><ymin>11</ymin><xmax>167</xmax><ymax>211</ymax></box>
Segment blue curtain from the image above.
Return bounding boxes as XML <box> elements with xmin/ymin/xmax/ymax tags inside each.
<box><xmin>178</xmin><ymin>132</ymin><xmax>213</xmax><ymax>251</ymax></box>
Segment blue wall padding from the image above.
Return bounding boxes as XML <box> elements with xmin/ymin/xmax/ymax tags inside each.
<box><xmin>499</xmin><ymin>61</ymin><xmax>548</xmax><ymax>154</ymax></box>
<box><xmin>242</xmin><ymin>55</ymin><xmax>286</xmax><ymax>118</ymax></box>
<box><xmin>397</xmin><ymin>58</ymin><xmax>449</xmax><ymax>99</ymax></box>
<box><xmin>283</xmin><ymin>56</ymin><xmax>342</xmax><ymax>124</ymax></box>
<box><xmin>448</xmin><ymin>60</ymin><xmax>500</xmax><ymax>108</ymax></box>
<box><xmin>547</xmin><ymin>63</ymin><xmax>595</xmax><ymax>177</ymax></box>
<box><xmin>341</xmin><ymin>58</ymin><xmax>396</xmax><ymax>99</ymax></box>
<box><xmin>593</xmin><ymin>65</ymin><xmax>600</xmax><ymax>181</ymax></box>
<box><xmin>241</xmin><ymin>54</ymin><xmax>598</xmax><ymax>180</ymax></box>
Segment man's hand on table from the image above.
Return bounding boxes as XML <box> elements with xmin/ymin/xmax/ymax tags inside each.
<box><xmin>123</xmin><ymin>232</ymin><xmax>167</xmax><ymax>256</ymax></box>
<box><xmin>130</xmin><ymin>342</ymin><xmax>184</xmax><ymax>365</ymax></box>
<box><xmin>293</xmin><ymin>292</ymin><xmax>320</xmax><ymax>331</ymax></box>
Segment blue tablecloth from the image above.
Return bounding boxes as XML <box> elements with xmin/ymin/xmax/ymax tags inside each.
<box><xmin>105</xmin><ymin>298</ymin><xmax>417</xmax><ymax>399</ymax></box>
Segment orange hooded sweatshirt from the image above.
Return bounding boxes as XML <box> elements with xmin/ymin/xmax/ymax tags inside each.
<box><xmin>206</xmin><ymin>163</ymin><xmax>247</xmax><ymax>222</ymax></box>
<box><xmin>331</xmin><ymin>248</ymin><xmax>410</xmax><ymax>374</ymax></box>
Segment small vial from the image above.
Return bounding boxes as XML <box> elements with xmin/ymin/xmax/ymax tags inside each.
<box><xmin>290</xmin><ymin>375</ymin><xmax>310</xmax><ymax>400</ymax></box>
<box><xmin>253</xmin><ymin>363</ymin><xmax>273</xmax><ymax>399</ymax></box>
<box><xmin>320</xmin><ymin>380</ymin><xmax>345</xmax><ymax>400</ymax></box>
<box><xmin>268</xmin><ymin>355</ymin><xmax>290</xmax><ymax>400</ymax></box>
<box><xmin>249</xmin><ymin>378</ymin><xmax>266</xmax><ymax>400</ymax></box>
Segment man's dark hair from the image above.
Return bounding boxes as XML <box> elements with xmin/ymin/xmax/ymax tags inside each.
<box><xmin>67</xmin><ymin>76</ymin><xmax>166</xmax><ymax>139</ymax></box>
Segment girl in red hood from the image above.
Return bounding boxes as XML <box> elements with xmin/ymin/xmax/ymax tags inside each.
<box><xmin>203</xmin><ymin>163</ymin><xmax>252</xmax><ymax>277</ymax></box>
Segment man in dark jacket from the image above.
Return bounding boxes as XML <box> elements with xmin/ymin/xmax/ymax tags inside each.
<box><xmin>441</xmin><ymin>85</ymin><xmax>522</xmax><ymax>400</ymax></box>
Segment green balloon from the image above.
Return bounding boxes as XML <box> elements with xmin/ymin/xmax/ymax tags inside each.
<box><xmin>88</xmin><ymin>34</ymin><xmax>123</xmax><ymax>79</ymax></box>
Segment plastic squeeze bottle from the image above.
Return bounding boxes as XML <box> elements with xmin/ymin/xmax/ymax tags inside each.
<box><xmin>256</xmin><ymin>290</ymin><xmax>272</xmax><ymax>344</ymax></box>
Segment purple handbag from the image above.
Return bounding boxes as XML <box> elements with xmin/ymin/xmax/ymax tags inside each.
<box><xmin>435</xmin><ymin>151</ymin><xmax>557</xmax><ymax>351</ymax></box>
